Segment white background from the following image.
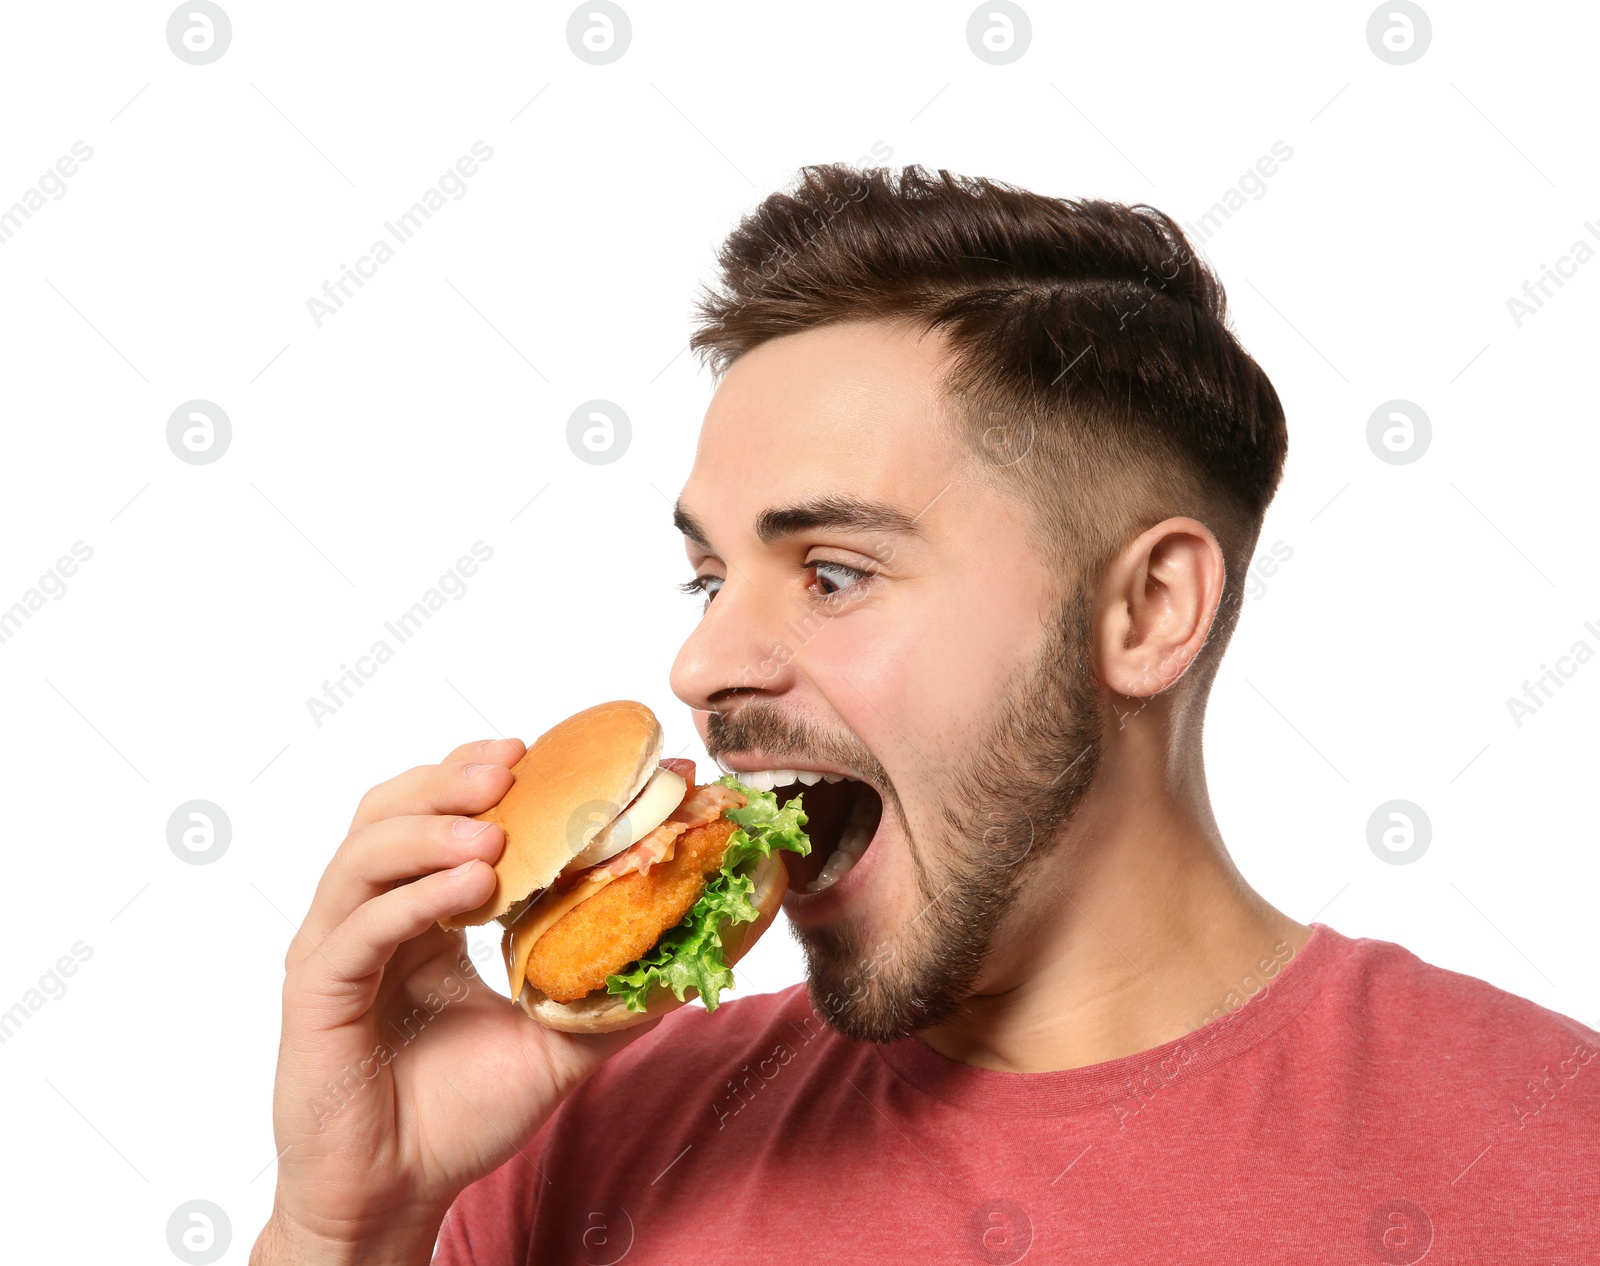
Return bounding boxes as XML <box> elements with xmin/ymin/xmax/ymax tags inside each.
<box><xmin>1</xmin><ymin>1</ymin><xmax>1596</xmax><ymax>1260</ymax></box>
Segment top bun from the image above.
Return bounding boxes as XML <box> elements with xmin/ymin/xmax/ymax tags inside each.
<box><xmin>438</xmin><ymin>700</ymin><xmax>662</xmax><ymax>930</ymax></box>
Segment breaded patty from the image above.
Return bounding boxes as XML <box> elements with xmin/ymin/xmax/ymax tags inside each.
<box><xmin>525</xmin><ymin>817</ymin><xmax>739</xmax><ymax>1003</ymax></box>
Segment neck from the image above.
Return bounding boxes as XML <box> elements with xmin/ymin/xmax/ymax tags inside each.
<box><xmin>918</xmin><ymin>718</ymin><xmax>1311</xmax><ymax>1073</ymax></box>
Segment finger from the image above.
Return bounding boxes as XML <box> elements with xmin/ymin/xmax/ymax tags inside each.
<box><xmin>295</xmin><ymin>815</ymin><xmax>507</xmax><ymax>958</ymax></box>
<box><xmin>288</xmin><ymin>860</ymin><xmax>497</xmax><ymax>1022</ymax></box>
<box><xmin>348</xmin><ymin>753</ymin><xmax>517</xmax><ymax>834</ymax></box>
<box><xmin>440</xmin><ymin>735</ymin><xmax>526</xmax><ymax>767</ymax></box>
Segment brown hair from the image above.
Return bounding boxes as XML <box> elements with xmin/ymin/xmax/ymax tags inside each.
<box><xmin>689</xmin><ymin>163</ymin><xmax>1288</xmax><ymax>687</ymax></box>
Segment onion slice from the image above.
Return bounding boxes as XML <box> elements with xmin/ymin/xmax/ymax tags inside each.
<box><xmin>570</xmin><ymin>766</ymin><xmax>687</xmax><ymax>870</ymax></box>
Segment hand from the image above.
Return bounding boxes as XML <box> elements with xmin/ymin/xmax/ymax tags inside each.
<box><xmin>252</xmin><ymin>736</ymin><xmax>655</xmax><ymax>1265</ymax></box>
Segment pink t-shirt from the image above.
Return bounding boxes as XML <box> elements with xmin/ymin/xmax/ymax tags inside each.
<box><xmin>435</xmin><ymin>923</ymin><xmax>1599</xmax><ymax>1263</ymax></box>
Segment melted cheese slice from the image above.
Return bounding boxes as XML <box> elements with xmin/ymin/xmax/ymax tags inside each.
<box><xmin>504</xmin><ymin>871</ymin><xmax>621</xmax><ymax>999</ymax></box>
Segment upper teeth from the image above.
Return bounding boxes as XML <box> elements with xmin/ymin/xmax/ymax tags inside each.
<box><xmin>737</xmin><ymin>768</ymin><xmax>846</xmax><ymax>792</ymax></box>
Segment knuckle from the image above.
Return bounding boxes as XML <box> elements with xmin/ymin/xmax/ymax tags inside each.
<box><xmin>282</xmin><ymin>944</ymin><xmax>310</xmax><ymax>985</ymax></box>
<box><xmin>320</xmin><ymin>837</ymin><xmax>360</xmax><ymax>891</ymax></box>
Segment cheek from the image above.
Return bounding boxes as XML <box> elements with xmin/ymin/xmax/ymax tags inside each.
<box><xmin>808</xmin><ymin>583</ymin><xmax>1046</xmax><ymax>772</ymax></box>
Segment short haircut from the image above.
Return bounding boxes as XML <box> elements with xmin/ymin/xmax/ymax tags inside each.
<box><xmin>689</xmin><ymin>164</ymin><xmax>1288</xmax><ymax>688</ymax></box>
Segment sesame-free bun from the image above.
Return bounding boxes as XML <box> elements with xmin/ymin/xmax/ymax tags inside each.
<box><xmin>437</xmin><ymin>700</ymin><xmax>662</xmax><ymax>930</ymax></box>
<box><xmin>516</xmin><ymin>853</ymin><xmax>788</xmax><ymax>1033</ymax></box>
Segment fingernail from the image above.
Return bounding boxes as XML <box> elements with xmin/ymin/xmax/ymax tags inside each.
<box><xmin>446</xmin><ymin>859</ymin><xmax>477</xmax><ymax>876</ymax></box>
<box><xmin>463</xmin><ymin>762</ymin><xmax>496</xmax><ymax>776</ymax></box>
<box><xmin>453</xmin><ymin>817</ymin><xmax>491</xmax><ymax>840</ymax></box>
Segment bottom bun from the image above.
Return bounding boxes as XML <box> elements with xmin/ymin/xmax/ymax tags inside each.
<box><xmin>518</xmin><ymin>853</ymin><xmax>789</xmax><ymax>1034</ymax></box>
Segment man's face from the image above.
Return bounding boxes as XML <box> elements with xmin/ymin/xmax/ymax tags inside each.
<box><xmin>670</xmin><ymin>320</ymin><xmax>1103</xmax><ymax>1040</ymax></box>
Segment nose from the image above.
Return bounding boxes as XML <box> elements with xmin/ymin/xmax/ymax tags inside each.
<box><xmin>670</xmin><ymin>579</ymin><xmax>800</xmax><ymax>713</ymax></box>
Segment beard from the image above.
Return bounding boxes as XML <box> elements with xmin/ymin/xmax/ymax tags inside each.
<box><xmin>705</xmin><ymin>588</ymin><xmax>1103</xmax><ymax>1043</ymax></box>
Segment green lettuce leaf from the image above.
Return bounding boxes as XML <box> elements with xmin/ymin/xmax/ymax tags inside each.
<box><xmin>605</xmin><ymin>774</ymin><xmax>811</xmax><ymax>1013</ymax></box>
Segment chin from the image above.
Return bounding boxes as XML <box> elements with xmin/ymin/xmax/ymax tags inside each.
<box><xmin>717</xmin><ymin>734</ymin><xmax>1058</xmax><ymax>1042</ymax></box>
<box><xmin>800</xmin><ymin>939</ymin><xmax>963</xmax><ymax>1043</ymax></box>
<box><xmin>790</xmin><ymin>892</ymin><xmax>975</xmax><ymax>1043</ymax></box>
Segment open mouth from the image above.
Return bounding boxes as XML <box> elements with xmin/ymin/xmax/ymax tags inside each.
<box><xmin>724</xmin><ymin>765</ymin><xmax>884</xmax><ymax>895</ymax></box>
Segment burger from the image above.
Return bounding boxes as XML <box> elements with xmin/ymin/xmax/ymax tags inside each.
<box><xmin>439</xmin><ymin>700</ymin><xmax>812</xmax><ymax>1032</ymax></box>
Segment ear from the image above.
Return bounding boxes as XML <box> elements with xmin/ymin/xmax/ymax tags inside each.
<box><xmin>1093</xmin><ymin>517</ymin><xmax>1226</xmax><ymax>698</ymax></box>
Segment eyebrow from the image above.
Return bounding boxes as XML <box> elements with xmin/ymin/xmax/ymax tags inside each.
<box><xmin>673</xmin><ymin>495</ymin><xmax>925</xmax><ymax>551</ymax></box>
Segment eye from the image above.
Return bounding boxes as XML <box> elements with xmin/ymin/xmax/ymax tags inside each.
<box><xmin>677</xmin><ymin>575</ymin><xmax>723</xmax><ymax>608</ymax></box>
<box><xmin>809</xmin><ymin>560</ymin><xmax>872</xmax><ymax>597</ymax></box>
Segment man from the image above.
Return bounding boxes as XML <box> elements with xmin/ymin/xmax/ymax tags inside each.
<box><xmin>252</xmin><ymin>166</ymin><xmax>1598</xmax><ymax>1264</ymax></box>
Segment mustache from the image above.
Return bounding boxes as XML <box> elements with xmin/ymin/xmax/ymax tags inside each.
<box><xmin>704</xmin><ymin>704</ymin><xmax>892</xmax><ymax>790</ymax></box>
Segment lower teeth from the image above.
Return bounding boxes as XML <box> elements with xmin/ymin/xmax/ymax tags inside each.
<box><xmin>804</xmin><ymin>815</ymin><xmax>877</xmax><ymax>893</ymax></box>
<box><xmin>807</xmin><ymin>850</ymin><xmax>856</xmax><ymax>892</ymax></box>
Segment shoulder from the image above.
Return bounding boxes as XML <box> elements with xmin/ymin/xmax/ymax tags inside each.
<box><xmin>1311</xmin><ymin>925</ymin><xmax>1600</xmax><ymax>1139</ymax></box>
<box><xmin>1320</xmin><ymin>925</ymin><xmax>1595</xmax><ymax>1054</ymax></box>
